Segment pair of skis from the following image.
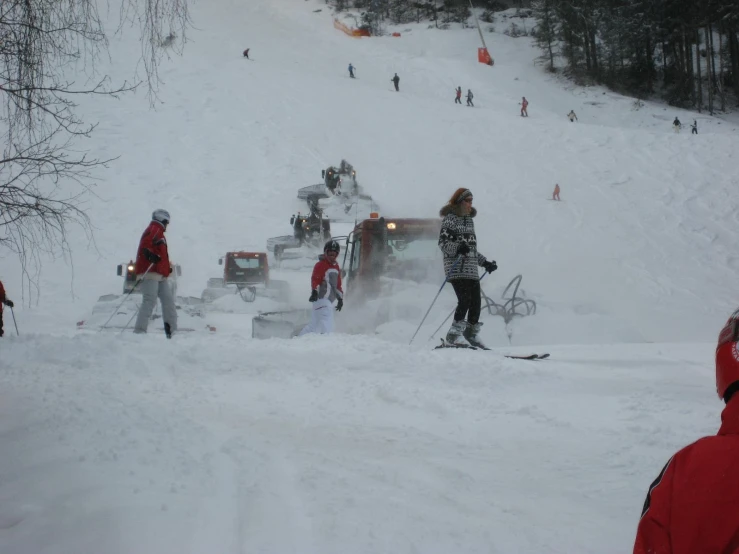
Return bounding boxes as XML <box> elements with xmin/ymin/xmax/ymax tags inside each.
<box><xmin>434</xmin><ymin>339</ymin><xmax>550</xmax><ymax>360</ymax></box>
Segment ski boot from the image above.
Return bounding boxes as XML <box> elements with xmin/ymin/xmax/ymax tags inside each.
<box><xmin>164</xmin><ymin>322</ymin><xmax>172</xmax><ymax>339</ymax></box>
<box><xmin>445</xmin><ymin>320</ymin><xmax>471</xmax><ymax>347</ymax></box>
<box><xmin>463</xmin><ymin>322</ymin><xmax>488</xmax><ymax>349</ymax></box>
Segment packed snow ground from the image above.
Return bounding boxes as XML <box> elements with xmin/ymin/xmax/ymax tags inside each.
<box><xmin>2</xmin><ymin>0</ymin><xmax>739</xmax><ymax>551</ymax></box>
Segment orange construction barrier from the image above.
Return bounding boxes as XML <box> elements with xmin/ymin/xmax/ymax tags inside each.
<box><xmin>478</xmin><ymin>47</ymin><xmax>493</xmax><ymax>66</ymax></box>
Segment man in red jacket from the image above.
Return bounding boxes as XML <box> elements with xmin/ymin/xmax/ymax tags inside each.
<box><xmin>633</xmin><ymin>308</ymin><xmax>739</xmax><ymax>554</ymax></box>
<box><xmin>298</xmin><ymin>240</ymin><xmax>344</xmax><ymax>336</ymax></box>
<box><xmin>133</xmin><ymin>209</ymin><xmax>177</xmax><ymax>337</ymax></box>
<box><xmin>0</xmin><ymin>279</ymin><xmax>15</xmax><ymax>337</ymax></box>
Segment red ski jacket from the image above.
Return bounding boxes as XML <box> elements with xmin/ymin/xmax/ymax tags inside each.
<box><xmin>135</xmin><ymin>221</ymin><xmax>172</xmax><ymax>277</ymax></box>
<box><xmin>310</xmin><ymin>256</ymin><xmax>343</xmax><ymax>302</ymax></box>
<box><xmin>633</xmin><ymin>398</ymin><xmax>739</xmax><ymax>554</ymax></box>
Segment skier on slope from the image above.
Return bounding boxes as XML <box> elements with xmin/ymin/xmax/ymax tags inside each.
<box><xmin>520</xmin><ymin>96</ymin><xmax>529</xmax><ymax>117</ymax></box>
<box><xmin>348</xmin><ymin>63</ymin><xmax>355</xmax><ymax>78</ymax></box>
<box><xmin>0</xmin><ymin>279</ymin><xmax>14</xmax><ymax>337</ymax></box>
<box><xmin>633</xmin><ymin>308</ymin><xmax>739</xmax><ymax>554</ymax></box>
<box><xmin>134</xmin><ymin>209</ymin><xmax>177</xmax><ymax>338</ymax></box>
<box><xmin>673</xmin><ymin>117</ymin><xmax>682</xmax><ymax>133</ymax></box>
<box><xmin>243</xmin><ymin>49</ymin><xmax>250</xmax><ymax>59</ymax></box>
<box><xmin>438</xmin><ymin>188</ymin><xmax>497</xmax><ymax>348</ymax></box>
<box><xmin>691</xmin><ymin>120</ymin><xmax>698</xmax><ymax>135</ymax></box>
<box><xmin>455</xmin><ymin>86</ymin><xmax>462</xmax><ymax>104</ymax></box>
<box><xmin>466</xmin><ymin>89</ymin><xmax>474</xmax><ymax>107</ymax></box>
<box><xmin>299</xmin><ymin>240</ymin><xmax>344</xmax><ymax>336</ymax></box>
<box><xmin>567</xmin><ymin>110</ymin><xmax>578</xmax><ymax>122</ymax></box>
<box><xmin>391</xmin><ymin>73</ymin><xmax>400</xmax><ymax>91</ymax></box>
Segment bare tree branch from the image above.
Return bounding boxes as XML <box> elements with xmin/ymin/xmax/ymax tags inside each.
<box><xmin>0</xmin><ymin>0</ymin><xmax>192</xmax><ymax>305</ymax></box>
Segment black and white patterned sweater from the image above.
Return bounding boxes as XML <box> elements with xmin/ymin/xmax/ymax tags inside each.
<box><xmin>438</xmin><ymin>205</ymin><xmax>488</xmax><ymax>280</ymax></box>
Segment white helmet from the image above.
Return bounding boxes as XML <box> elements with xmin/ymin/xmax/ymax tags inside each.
<box><xmin>152</xmin><ymin>209</ymin><xmax>170</xmax><ymax>225</ymax></box>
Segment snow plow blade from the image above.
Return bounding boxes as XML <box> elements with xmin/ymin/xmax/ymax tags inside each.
<box><xmin>252</xmin><ymin>309</ymin><xmax>311</xmax><ymax>339</ymax></box>
<box><xmin>79</xmin><ymin>294</ymin><xmax>206</xmax><ymax>331</ymax></box>
<box><xmin>297</xmin><ymin>184</ymin><xmax>330</xmax><ymax>201</ymax></box>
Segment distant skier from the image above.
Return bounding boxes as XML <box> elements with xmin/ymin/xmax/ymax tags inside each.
<box><xmin>438</xmin><ymin>188</ymin><xmax>497</xmax><ymax>348</ymax></box>
<box><xmin>691</xmin><ymin>120</ymin><xmax>698</xmax><ymax>135</ymax></box>
<box><xmin>633</xmin><ymin>308</ymin><xmax>739</xmax><ymax>554</ymax></box>
<box><xmin>455</xmin><ymin>86</ymin><xmax>462</xmax><ymax>104</ymax></box>
<box><xmin>466</xmin><ymin>89</ymin><xmax>474</xmax><ymax>107</ymax></box>
<box><xmin>348</xmin><ymin>63</ymin><xmax>355</xmax><ymax>78</ymax></box>
<box><xmin>0</xmin><ymin>279</ymin><xmax>14</xmax><ymax>337</ymax></box>
<box><xmin>391</xmin><ymin>73</ymin><xmax>400</xmax><ymax>92</ymax></box>
<box><xmin>520</xmin><ymin>96</ymin><xmax>529</xmax><ymax>117</ymax></box>
<box><xmin>299</xmin><ymin>240</ymin><xmax>344</xmax><ymax>336</ymax></box>
<box><xmin>134</xmin><ymin>209</ymin><xmax>177</xmax><ymax>338</ymax></box>
<box><xmin>243</xmin><ymin>48</ymin><xmax>250</xmax><ymax>59</ymax></box>
<box><xmin>673</xmin><ymin>117</ymin><xmax>682</xmax><ymax>133</ymax></box>
<box><xmin>552</xmin><ymin>183</ymin><xmax>561</xmax><ymax>201</ymax></box>
<box><xmin>291</xmin><ymin>213</ymin><xmax>305</xmax><ymax>246</ymax></box>
<box><xmin>567</xmin><ymin>110</ymin><xmax>578</xmax><ymax>122</ymax></box>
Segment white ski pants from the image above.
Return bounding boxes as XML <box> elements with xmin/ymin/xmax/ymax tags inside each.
<box><xmin>298</xmin><ymin>298</ymin><xmax>335</xmax><ymax>335</ymax></box>
<box><xmin>134</xmin><ymin>278</ymin><xmax>178</xmax><ymax>333</ymax></box>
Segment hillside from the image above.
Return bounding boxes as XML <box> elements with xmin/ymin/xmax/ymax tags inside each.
<box><xmin>1</xmin><ymin>0</ymin><xmax>738</xmax><ymax>552</ymax></box>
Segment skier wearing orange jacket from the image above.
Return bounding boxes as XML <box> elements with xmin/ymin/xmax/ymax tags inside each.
<box><xmin>633</xmin><ymin>308</ymin><xmax>739</xmax><ymax>554</ymax></box>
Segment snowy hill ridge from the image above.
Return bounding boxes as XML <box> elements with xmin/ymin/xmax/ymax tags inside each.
<box><xmin>1</xmin><ymin>0</ymin><xmax>738</xmax><ymax>552</ymax></box>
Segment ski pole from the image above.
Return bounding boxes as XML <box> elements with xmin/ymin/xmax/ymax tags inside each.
<box><xmin>99</xmin><ymin>262</ymin><xmax>154</xmax><ymax>331</ymax></box>
<box><xmin>427</xmin><ymin>271</ymin><xmax>489</xmax><ymax>342</ymax></box>
<box><xmin>119</xmin><ymin>305</ymin><xmax>142</xmax><ymax>335</ymax></box>
<box><xmin>10</xmin><ymin>306</ymin><xmax>19</xmax><ymax>336</ymax></box>
<box><xmin>409</xmin><ymin>255</ymin><xmax>462</xmax><ymax>345</ymax></box>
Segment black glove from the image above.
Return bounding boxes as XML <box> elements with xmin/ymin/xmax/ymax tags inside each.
<box><xmin>4</xmin><ymin>299</ymin><xmax>13</xmax><ymax>308</ymax></box>
<box><xmin>336</xmin><ymin>298</ymin><xmax>343</xmax><ymax>312</ymax></box>
<box><xmin>457</xmin><ymin>242</ymin><xmax>470</xmax><ymax>256</ymax></box>
<box><xmin>309</xmin><ymin>289</ymin><xmax>318</xmax><ymax>302</ymax></box>
<box><xmin>483</xmin><ymin>260</ymin><xmax>498</xmax><ymax>273</ymax></box>
<box><xmin>143</xmin><ymin>248</ymin><xmax>161</xmax><ymax>264</ymax></box>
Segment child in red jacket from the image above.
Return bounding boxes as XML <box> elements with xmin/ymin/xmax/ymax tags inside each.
<box><xmin>633</xmin><ymin>308</ymin><xmax>739</xmax><ymax>554</ymax></box>
<box><xmin>298</xmin><ymin>240</ymin><xmax>344</xmax><ymax>336</ymax></box>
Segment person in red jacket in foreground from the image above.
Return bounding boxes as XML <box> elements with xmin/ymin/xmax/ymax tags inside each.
<box><xmin>299</xmin><ymin>240</ymin><xmax>344</xmax><ymax>336</ymax></box>
<box><xmin>133</xmin><ymin>209</ymin><xmax>177</xmax><ymax>338</ymax></box>
<box><xmin>633</xmin><ymin>308</ymin><xmax>739</xmax><ymax>554</ymax></box>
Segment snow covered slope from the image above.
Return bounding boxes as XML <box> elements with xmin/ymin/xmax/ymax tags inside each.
<box><xmin>1</xmin><ymin>0</ymin><xmax>738</xmax><ymax>551</ymax></box>
<box><xmin>0</xmin><ymin>334</ymin><xmax>719</xmax><ymax>554</ymax></box>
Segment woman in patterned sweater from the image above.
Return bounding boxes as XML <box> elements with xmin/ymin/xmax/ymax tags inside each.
<box><xmin>438</xmin><ymin>188</ymin><xmax>497</xmax><ymax>347</ymax></box>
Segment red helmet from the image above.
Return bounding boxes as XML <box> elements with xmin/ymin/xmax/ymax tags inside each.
<box><xmin>716</xmin><ymin>309</ymin><xmax>739</xmax><ymax>400</ymax></box>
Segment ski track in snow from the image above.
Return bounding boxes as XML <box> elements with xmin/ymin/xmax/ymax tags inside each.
<box><xmin>0</xmin><ymin>333</ymin><xmax>721</xmax><ymax>553</ymax></box>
